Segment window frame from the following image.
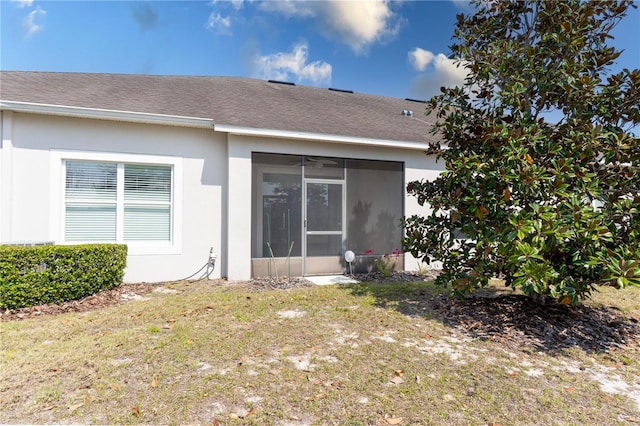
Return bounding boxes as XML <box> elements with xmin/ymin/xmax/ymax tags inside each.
<box><xmin>50</xmin><ymin>150</ymin><xmax>183</xmax><ymax>255</ymax></box>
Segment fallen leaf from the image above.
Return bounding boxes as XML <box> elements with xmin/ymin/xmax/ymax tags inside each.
<box><xmin>564</xmin><ymin>386</ymin><xmax>575</xmax><ymax>393</ymax></box>
<box><xmin>167</xmin><ymin>318</ymin><xmax>176</xmax><ymax>323</ymax></box>
<box><xmin>560</xmin><ymin>296</ymin><xmax>572</xmax><ymax>305</ymax></box>
<box><xmin>213</xmin><ymin>419</ymin><xmax>221</xmax><ymax>426</ymax></box>
<box><xmin>422</xmin><ymin>334</ymin><xmax>431</xmax><ymax>339</ymax></box>
<box><xmin>386</xmin><ymin>417</ymin><xmax>403</xmax><ymax>425</ymax></box>
<box><xmin>109</xmin><ymin>383</ymin><xmax>121</xmax><ymax>391</ymax></box>
<box><xmin>394</xmin><ymin>369</ymin><xmax>404</xmax><ymax>377</ymax></box>
<box><xmin>305</xmin><ymin>392</ymin><xmax>325</xmax><ymax>401</ymax></box>
<box><xmin>131</xmin><ymin>406</ymin><xmax>141</xmax><ymax>417</ymax></box>
<box><xmin>524</xmin><ymin>153</ymin><xmax>534</xmax><ymax>165</ymax></box>
<box><xmin>150</xmin><ymin>376</ymin><xmax>158</xmax><ymax>388</ymax></box>
<box><xmin>68</xmin><ymin>402</ymin><xmax>84</xmax><ymax>412</ymax></box>
<box><xmin>389</xmin><ymin>376</ymin><xmax>404</xmax><ymax>385</ymax></box>
<box><xmin>240</xmin><ymin>408</ymin><xmax>256</xmax><ymax>418</ymax></box>
<box><xmin>488</xmin><ymin>423</ymin><xmax>503</xmax><ymax>426</ymax></box>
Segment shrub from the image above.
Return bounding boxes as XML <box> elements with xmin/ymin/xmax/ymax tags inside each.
<box><xmin>374</xmin><ymin>249</ymin><xmax>403</xmax><ymax>277</ymax></box>
<box><xmin>0</xmin><ymin>244</ymin><xmax>127</xmax><ymax>310</ymax></box>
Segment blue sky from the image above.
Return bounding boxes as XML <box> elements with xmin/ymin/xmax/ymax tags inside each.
<box><xmin>1</xmin><ymin>0</ymin><xmax>639</xmax><ymax>100</ymax></box>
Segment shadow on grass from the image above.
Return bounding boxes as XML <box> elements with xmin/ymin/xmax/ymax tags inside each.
<box><xmin>345</xmin><ymin>280</ymin><xmax>640</xmax><ymax>354</ymax></box>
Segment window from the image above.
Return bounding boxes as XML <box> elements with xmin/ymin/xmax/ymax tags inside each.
<box><xmin>64</xmin><ymin>160</ymin><xmax>173</xmax><ymax>243</ymax></box>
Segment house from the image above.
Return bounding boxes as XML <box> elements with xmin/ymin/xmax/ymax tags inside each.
<box><xmin>0</xmin><ymin>71</ymin><xmax>444</xmax><ymax>282</ymax></box>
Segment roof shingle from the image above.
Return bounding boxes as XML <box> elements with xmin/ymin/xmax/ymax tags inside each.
<box><xmin>0</xmin><ymin>71</ymin><xmax>438</xmax><ymax>144</ymax></box>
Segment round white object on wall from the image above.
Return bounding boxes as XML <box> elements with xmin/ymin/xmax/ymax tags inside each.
<box><xmin>344</xmin><ymin>250</ymin><xmax>355</xmax><ymax>263</ymax></box>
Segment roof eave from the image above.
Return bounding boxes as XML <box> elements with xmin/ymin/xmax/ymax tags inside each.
<box><xmin>214</xmin><ymin>123</ymin><xmax>431</xmax><ymax>151</ymax></box>
<box><xmin>0</xmin><ymin>101</ymin><xmax>214</xmax><ymax>129</ymax></box>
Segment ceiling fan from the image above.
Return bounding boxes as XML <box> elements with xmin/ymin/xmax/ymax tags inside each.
<box><xmin>304</xmin><ymin>157</ymin><xmax>338</xmax><ymax>168</ymax></box>
<box><xmin>287</xmin><ymin>156</ymin><xmax>338</xmax><ymax>168</ymax></box>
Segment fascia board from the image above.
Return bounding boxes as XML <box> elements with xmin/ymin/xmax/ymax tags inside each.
<box><xmin>0</xmin><ymin>100</ymin><xmax>214</xmax><ymax>128</ymax></box>
<box><xmin>214</xmin><ymin>123</ymin><xmax>432</xmax><ymax>151</ymax></box>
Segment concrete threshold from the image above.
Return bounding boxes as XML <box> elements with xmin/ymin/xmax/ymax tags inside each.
<box><xmin>305</xmin><ymin>275</ymin><xmax>360</xmax><ymax>286</ymax></box>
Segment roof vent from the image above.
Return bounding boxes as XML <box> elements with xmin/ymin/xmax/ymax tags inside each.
<box><xmin>401</xmin><ymin>110</ymin><xmax>414</xmax><ymax>117</ymax></box>
<box><xmin>328</xmin><ymin>87</ymin><xmax>354</xmax><ymax>94</ymax></box>
<box><xmin>268</xmin><ymin>79</ymin><xmax>295</xmax><ymax>86</ymax></box>
<box><xmin>404</xmin><ymin>98</ymin><xmax>426</xmax><ymax>103</ymax></box>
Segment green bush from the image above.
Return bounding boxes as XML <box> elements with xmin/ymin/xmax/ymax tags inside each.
<box><xmin>0</xmin><ymin>244</ymin><xmax>127</xmax><ymax>310</ymax></box>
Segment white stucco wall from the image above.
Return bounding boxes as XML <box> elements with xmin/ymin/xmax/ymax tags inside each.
<box><xmin>225</xmin><ymin>133</ymin><xmax>444</xmax><ymax>281</ymax></box>
<box><xmin>1</xmin><ymin>112</ymin><xmax>226</xmax><ymax>283</ymax></box>
<box><xmin>1</xmin><ymin>110</ymin><xmax>444</xmax><ymax>283</ymax></box>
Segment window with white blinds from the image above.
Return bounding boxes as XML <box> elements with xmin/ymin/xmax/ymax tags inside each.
<box><xmin>64</xmin><ymin>161</ymin><xmax>172</xmax><ymax>243</ymax></box>
<box><xmin>124</xmin><ymin>165</ymin><xmax>171</xmax><ymax>241</ymax></box>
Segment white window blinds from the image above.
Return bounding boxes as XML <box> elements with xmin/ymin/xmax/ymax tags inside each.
<box><xmin>65</xmin><ymin>162</ymin><xmax>117</xmax><ymax>241</ymax></box>
<box><xmin>64</xmin><ymin>161</ymin><xmax>172</xmax><ymax>243</ymax></box>
<box><xmin>124</xmin><ymin>165</ymin><xmax>171</xmax><ymax>241</ymax></box>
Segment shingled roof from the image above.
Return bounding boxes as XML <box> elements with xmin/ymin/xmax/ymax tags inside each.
<box><xmin>0</xmin><ymin>71</ymin><xmax>438</xmax><ymax>145</ymax></box>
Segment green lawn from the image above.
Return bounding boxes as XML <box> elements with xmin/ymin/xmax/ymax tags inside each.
<box><xmin>1</xmin><ymin>280</ymin><xmax>639</xmax><ymax>425</ymax></box>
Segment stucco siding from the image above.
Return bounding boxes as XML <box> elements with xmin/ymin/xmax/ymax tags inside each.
<box><xmin>225</xmin><ymin>133</ymin><xmax>444</xmax><ymax>280</ymax></box>
<box><xmin>1</xmin><ymin>112</ymin><xmax>227</xmax><ymax>283</ymax></box>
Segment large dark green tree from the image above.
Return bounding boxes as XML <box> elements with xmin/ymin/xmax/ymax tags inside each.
<box><xmin>403</xmin><ymin>0</ymin><xmax>640</xmax><ymax>304</ymax></box>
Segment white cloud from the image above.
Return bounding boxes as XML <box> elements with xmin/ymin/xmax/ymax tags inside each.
<box><xmin>22</xmin><ymin>6</ymin><xmax>45</xmax><ymax>37</ymax></box>
<box><xmin>252</xmin><ymin>42</ymin><xmax>332</xmax><ymax>85</ymax></box>
<box><xmin>260</xmin><ymin>0</ymin><xmax>400</xmax><ymax>54</ymax></box>
<box><xmin>230</xmin><ymin>0</ymin><xmax>245</xmax><ymax>10</ymax></box>
<box><xmin>206</xmin><ymin>12</ymin><xmax>232</xmax><ymax>35</ymax></box>
<box><xmin>11</xmin><ymin>0</ymin><xmax>33</xmax><ymax>8</ymax></box>
<box><xmin>409</xmin><ymin>50</ymin><xmax>469</xmax><ymax>99</ymax></box>
<box><xmin>408</xmin><ymin>47</ymin><xmax>435</xmax><ymax>72</ymax></box>
<box><xmin>259</xmin><ymin>0</ymin><xmax>315</xmax><ymax>18</ymax></box>
<box><xmin>211</xmin><ymin>0</ymin><xmax>244</xmax><ymax>11</ymax></box>
<box><xmin>450</xmin><ymin>0</ymin><xmax>476</xmax><ymax>12</ymax></box>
